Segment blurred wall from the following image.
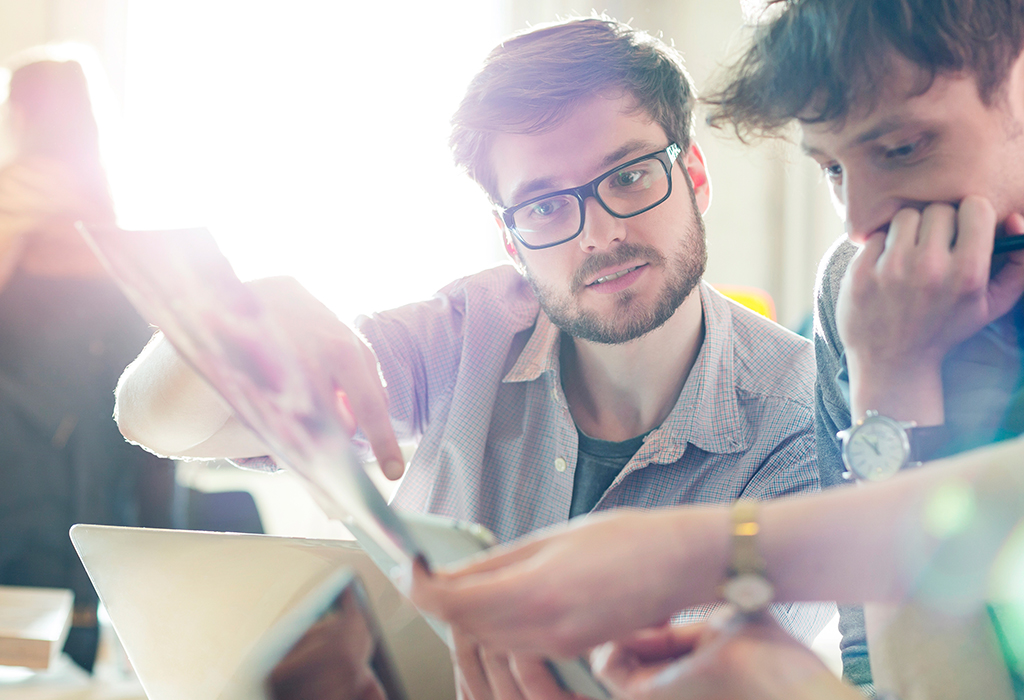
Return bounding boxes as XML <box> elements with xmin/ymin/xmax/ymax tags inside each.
<box><xmin>0</xmin><ymin>0</ymin><xmax>127</xmax><ymax>94</ymax></box>
<box><xmin>0</xmin><ymin>0</ymin><xmax>845</xmax><ymax>330</ymax></box>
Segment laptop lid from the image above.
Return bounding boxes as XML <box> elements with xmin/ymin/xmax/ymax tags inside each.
<box><xmin>70</xmin><ymin>524</ymin><xmax>455</xmax><ymax>700</ymax></box>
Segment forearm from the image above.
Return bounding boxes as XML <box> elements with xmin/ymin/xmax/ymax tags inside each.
<box><xmin>757</xmin><ymin>438</ymin><xmax>1024</xmax><ymax>605</ymax></box>
<box><xmin>115</xmin><ymin>332</ymin><xmax>265</xmax><ymax>458</ymax></box>
<box><xmin>650</xmin><ymin>438</ymin><xmax>1024</xmax><ymax>612</ymax></box>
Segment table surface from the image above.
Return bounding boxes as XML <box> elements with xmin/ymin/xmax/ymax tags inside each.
<box><xmin>1</xmin><ymin>651</ymin><xmax>146</xmax><ymax>699</ymax></box>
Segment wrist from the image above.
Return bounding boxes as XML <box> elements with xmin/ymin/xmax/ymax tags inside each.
<box><xmin>719</xmin><ymin>500</ymin><xmax>774</xmax><ymax>614</ymax></box>
<box><xmin>846</xmin><ymin>353</ymin><xmax>945</xmax><ymax>425</ymax></box>
<box><xmin>667</xmin><ymin>507</ymin><xmax>731</xmax><ymax>609</ymax></box>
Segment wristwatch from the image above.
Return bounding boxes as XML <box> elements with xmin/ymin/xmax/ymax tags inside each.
<box><xmin>719</xmin><ymin>500</ymin><xmax>774</xmax><ymax>614</ymax></box>
<box><xmin>838</xmin><ymin>411</ymin><xmax>949</xmax><ymax>482</ymax></box>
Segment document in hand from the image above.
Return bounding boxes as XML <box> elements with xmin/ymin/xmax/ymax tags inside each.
<box><xmin>78</xmin><ymin>225</ymin><xmax>611</xmax><ymax>700</ymax></box>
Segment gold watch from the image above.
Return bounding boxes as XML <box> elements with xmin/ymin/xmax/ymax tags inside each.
<box><xmin>719</xmin><ymin>500</ymin><xmax>774</xmax><ymax>614</ymax></box>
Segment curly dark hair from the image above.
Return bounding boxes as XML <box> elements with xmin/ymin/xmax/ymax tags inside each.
<box><xmin>703</xmin><ymin>0</ymin><xmax>1024</xmax><ymax>140</ymax></box>
<box><xmin>450</xmin><ymin>17</ymin><xmax>697</xmax><ymax>204</ymax></box>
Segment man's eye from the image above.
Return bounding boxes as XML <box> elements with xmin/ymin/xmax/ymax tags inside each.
<box><xmin>614</xmin><ymin>169</ymin><xmax>645</xmax><ymax>187</ymax></box>
<box><xmin>885</xmin><ymin>141</ymin><xmax>918</xmax><ymax>159</ymax></box>
<box><xmin>881</xmin><ymin>135</ymin><xmax>931</xmax><ymax>164</ymax></box>
<box><xmin>822</xmin><ymin>163</ymin><xmax>843</xmax><ymax>183</ymax></box>
<box><xmin>529</xmin><ymin>199</ymin><xmax>564</xmax><ymax>217</ymax></box>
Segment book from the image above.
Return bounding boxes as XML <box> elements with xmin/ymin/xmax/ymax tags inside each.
<box><xmin>0</xmin><ymin>585</ymin><xmax>73</xmax><ymax>669</ymax></box>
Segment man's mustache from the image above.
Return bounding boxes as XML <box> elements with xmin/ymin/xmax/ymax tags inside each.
<box><xmin>570</xmin><ymin>243</ymin><xmax>666</xmax><ymax>293</ymax></box>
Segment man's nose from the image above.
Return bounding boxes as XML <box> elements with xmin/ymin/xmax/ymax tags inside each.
<box><xmin>842</xmin><ymin>171</ymin><xmax>908</xmax><ymax>244</ymax></box>
<box><xmin>577</xmin><ymin>196</ymin><xmax>625</xmax><ymax>252</ymax></box>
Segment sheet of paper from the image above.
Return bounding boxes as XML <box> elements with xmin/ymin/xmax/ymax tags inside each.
<box><xmin>80</xmin><ymin>225</ymin><xmax>421</xmax><ymax>569</ymax></box>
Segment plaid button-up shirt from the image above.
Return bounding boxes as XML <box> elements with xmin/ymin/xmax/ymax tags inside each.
<box><xmin>357</xmin><ymin>265</ymin><xmax>833</xmax><ymax>643</ymax></box>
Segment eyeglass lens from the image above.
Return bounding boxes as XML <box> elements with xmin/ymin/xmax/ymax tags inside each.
<box><xmin>512</xmin><ymin>156</ymin><xmax>670</xmax><ymax>248</ymax></box>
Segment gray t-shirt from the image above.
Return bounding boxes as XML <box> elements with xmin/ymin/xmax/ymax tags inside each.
<box><xmin>569</xmin><ymin>430</ymin><xmax>649</xmax><ymax>518</ymax></box>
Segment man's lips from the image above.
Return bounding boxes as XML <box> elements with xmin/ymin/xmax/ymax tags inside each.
<box><xmin>586</xmin><ymin>263</ymin><xmax>647</xmax><ymax>286</ymax></box>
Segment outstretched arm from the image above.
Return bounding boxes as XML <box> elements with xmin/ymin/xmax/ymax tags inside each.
<box><xmin>115</xmin><ymin>276</ymin><xmax>407</xmax><ymax>478</ymax></box>
<box><xmin>114</xmin><ymin>330</ymin><xmax>258</xmax><ymax>458</ymax></box>
<box><xmin>412</xmin><ymin>436</ymin><xmax>1024</xmax><ymax>658</ymax></box>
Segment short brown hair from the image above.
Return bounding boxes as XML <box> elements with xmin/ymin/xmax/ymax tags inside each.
<box><xmin>451</xmin><ymin>17</ymin><xmax>696</xmax><ymax>204</ymax></box>
<box><xmin>703</xmin><ymin>0</ymin><xmax>1024</xmax><ymax>139</ymax></box>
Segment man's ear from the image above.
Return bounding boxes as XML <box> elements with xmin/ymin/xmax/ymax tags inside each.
<box><xmin>491</xmin><ymin>212</ymin><xmax>516</xmax><ymax>259</ymax></box>
<box><xmin>494</xmin><ymin>212</ymin><xmax>526</xmax><ymax>272</ymax></box>
<box><xmin>682</xmin><ymin>142</ymin><xmax>712</xmax><ymax>215</ymax></box>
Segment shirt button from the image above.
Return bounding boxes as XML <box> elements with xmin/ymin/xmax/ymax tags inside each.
<box><xmin>554</xmin><ymin>457</ymin><xmax>567</xmax><ymax>472</ymax></box>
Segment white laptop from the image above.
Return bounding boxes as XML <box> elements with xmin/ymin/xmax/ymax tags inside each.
<box><xmin>71</xmin><ymin>524</ymin><xmax>453</xmax><ymax>700</ymax></box>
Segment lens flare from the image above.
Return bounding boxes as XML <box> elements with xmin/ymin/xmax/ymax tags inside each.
<box><xmin>923</xmin><ymin>479</ymin><xmax>976</xmax><ymax>539</ymax></box>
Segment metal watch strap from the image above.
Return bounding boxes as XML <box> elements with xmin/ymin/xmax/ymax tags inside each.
<box><xmin>730</xmin><ymin>499</ymin><xmax>764</xmax><ymax>576</ymax></box>
<box><xmin>720</xmin><ymin>499</ymin><xmax>774</xmax><ymax>614</ymax></box>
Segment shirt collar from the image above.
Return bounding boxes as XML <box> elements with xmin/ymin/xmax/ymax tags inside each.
<box><xmin>503</xmin><ymin>310</ymin><xmax>561</xmax><ymax>383</ymax></box>
<box><xmin>653</xmin><ymin>282</ymin><xmax>748</xmax><ymax>457</ymax></box>
<box><xmin>502</xmin><ymin>281</ymin><xmax>749</xmax><ymax>455</ymax></box>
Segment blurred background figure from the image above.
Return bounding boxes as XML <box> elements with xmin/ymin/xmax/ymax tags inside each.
<box><xmin>0</xmin><ymin>46</ymin><xmax>173</xmax><ymax>672</ymax></box>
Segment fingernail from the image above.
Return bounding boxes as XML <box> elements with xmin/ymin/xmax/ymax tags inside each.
<box><xmin>385</xmin><ymin>460</ymin><xmax>405</xmax><ymax>479</ymax></box>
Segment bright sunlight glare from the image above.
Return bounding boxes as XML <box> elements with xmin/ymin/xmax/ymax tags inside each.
<box><xmin>116</xmin><ymin>1</ymin><xmax>506</xmax><ymax>323</ymax></box>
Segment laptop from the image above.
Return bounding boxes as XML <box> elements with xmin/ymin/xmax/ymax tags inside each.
<box><xmin>71</xmin><ymin>524</ymin><xmax>452</xmax><ymax>700</ymax></box>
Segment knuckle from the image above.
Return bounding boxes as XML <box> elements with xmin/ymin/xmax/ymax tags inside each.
<box><xmin>956</xmin><ymin>266</ymin><xmax>988</xmax><ymax>292</ymax></box>
<box><xmin>923</xmin><ymin>201</ymin><xmax>956</xmax><ymax>220</ymax></box>
<box><xmin>891</xmin><ymin>207</ymin><xmax>921</xmax><ymax>230</ymax></box>
<box><xmin>961</xmin><ymin>194</ymin><xmax>995</xmax><ymax>218</ymax></box>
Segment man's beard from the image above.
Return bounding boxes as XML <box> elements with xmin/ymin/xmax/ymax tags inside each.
<box><xmin>524</xmin><ymin>214</ymin><xmax>707</xmax><ymax>345</ymax></box>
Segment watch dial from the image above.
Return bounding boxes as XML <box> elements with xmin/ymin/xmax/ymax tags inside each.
<box><xmin>722</xmin><ymin>573</ymin><xmax>774</xmax><ymax>613</ymax></box>
<box><xmin>847</xmin><ymin>420</ymin><xmax>907</xmax><ymax>481</ymax></box>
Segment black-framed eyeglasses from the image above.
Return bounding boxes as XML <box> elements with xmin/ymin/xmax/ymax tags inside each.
<box><xmin>496</xmin><ymin>143</ymin><xmax>682</xmax><ymax>250</ymax></box>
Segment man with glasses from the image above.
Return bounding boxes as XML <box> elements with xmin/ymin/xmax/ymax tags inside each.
<box><xmin>115</xmin><ymin>16</ymin><xmax>831</xmax><ymax>689</ymax></box>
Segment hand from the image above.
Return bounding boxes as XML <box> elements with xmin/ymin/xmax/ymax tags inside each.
<box><xmin>410</xmin><ymin>508</ymin><xmax>728</xmax><ymax>658</ymax></box>
<box><xmin>247</xmin><ymin>277</ymin><xmax>406</xmax><ymax>478</ymax></box>
<box><xmin>0</xmin><ymin>158</ymin><xmax>83</xmax><ymax>278</ymax></box>
<box><xmin>837</xmin><ymin>198</ymin><xmax>1024</xmax><ymax>422</ymax></box>
<box><xmin>451</xmin><ymin>629</ymin><xmax>581</xmax><ymax>700</ymax></box>
<box><xmin>592</xmin><ymin>612</ymin><xmax>858</xmax><ymax>700</ymax></box>
<box><xmin>0</xmin><ymin>157</ymin><xmax>82</xmax><ymax>235</ymax></box>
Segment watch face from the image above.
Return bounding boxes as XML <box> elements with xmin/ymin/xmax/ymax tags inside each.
<box><xmin>722</xmin><ymin>573</ymin><xmax>774</xmax><ymax>614</ymax></box>
<box><xmin>843</xmin><ymin>416</ymin><xmax>909</xmax><ymax>481</ymax></box>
